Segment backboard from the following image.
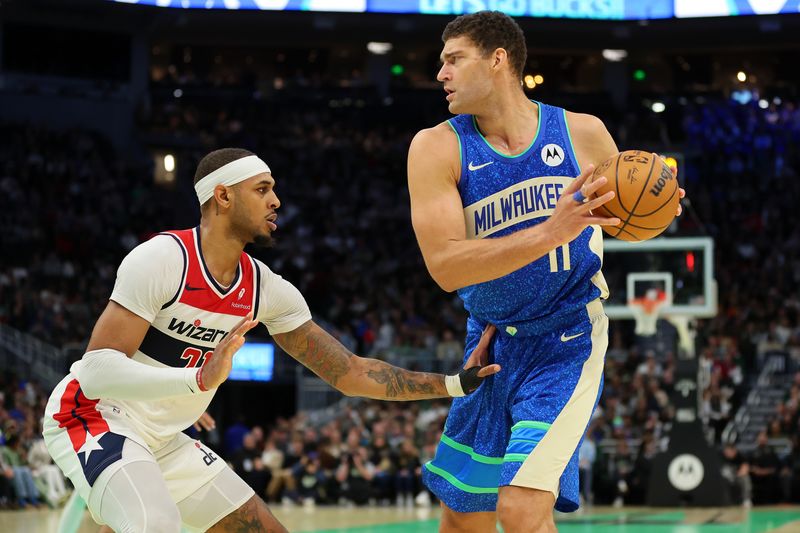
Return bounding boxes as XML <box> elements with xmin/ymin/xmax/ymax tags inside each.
<box><xmin>602</xmin><ymin>237</ymin><xmax>717</xmax><ymax>320</ymax></box>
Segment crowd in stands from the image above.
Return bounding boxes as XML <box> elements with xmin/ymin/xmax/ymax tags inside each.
<box><xmin>2</xmin><ymin>70</ymin><xmax>800</xmax><ymax>509</ymax></box>
<box><xmin>0</xmin><ymin>374</ymin><xmax>69</xmax><ymax>509</ymax></box>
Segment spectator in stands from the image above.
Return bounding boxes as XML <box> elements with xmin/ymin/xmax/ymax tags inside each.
<box><xmin>578</xmin><ymin>428</ymin><xmax>596</xmax><ymax>506</ymax></box>
<box><xmin>609</xmin><ymin>438</ymin><xmax>634</xmax><ymax>508</ymax></box>
<box><xmin>261</xmin><ymin>432</ymin><xmax>285</xmax><ymax>502</ymax></box>
<box><xmin>394</xmin><ymin>439</ymin><xmax>421</xmax><ymax>507</ymax></box>
<box><xmin>721</xmin><ymin>442</ymin><xmax>752</xmax><ymax>507</ymax></box>
<box><xmin>0</xmin><ymin>434</ymin><xmax>41</xmax><ymax>508</ymax></box>
<box><xmin>780</xmin><ymin>434</ymin><xmax>800</xmax><ymax>503</ymax></box>
<box><xmin>27</xmin><ymin>420</ymin><xmax>69</xmax><ymax>507</ymax></box>
<box><xmin>231</xmin><ymin>432</ymin><xmax>272</xmax><ymax>500</ymax></box>
<box><xmin>336</xmin><ymin>446</ymin><xmax>375</xmax><ymax>506</ymax></box>
<box><xmin>702</xmin><ymin>385</ymin><xmax>731</xmax><ymax>443</ymax></box>
<box><xmin>750</xmin><ymin>431</ymin><xmax>780</xmax><ymax>504</ymax></box>
<box><xmin>435</xmin><ymin>329</ymin><xmax>463</xmax><ymax>371</ymax></box>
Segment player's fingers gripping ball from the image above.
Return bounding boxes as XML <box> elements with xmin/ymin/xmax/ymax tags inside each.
<box><xmin>590</xmin><ymin>150</ymin><xmax>680</xmax><ymax>241</ymax></box>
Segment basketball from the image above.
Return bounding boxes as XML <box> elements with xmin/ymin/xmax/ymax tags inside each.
<box><xmin>591</xmin><ymin>150</ymin><xmax>679</xmax><ymax>242</ymax></box>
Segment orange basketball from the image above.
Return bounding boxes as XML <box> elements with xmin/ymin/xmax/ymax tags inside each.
<box><xmin>590</xmin><ymin>150</ymin><xmax>679</xmax><ymax>242</ymax></box>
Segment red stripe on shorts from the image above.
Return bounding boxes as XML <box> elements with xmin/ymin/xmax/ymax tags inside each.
<box><xmin>51</xmin><ymin>379</ymin><xmax>110</xmax><ymax>452</ymax></box>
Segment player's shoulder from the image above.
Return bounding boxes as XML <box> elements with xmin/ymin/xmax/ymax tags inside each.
<box><xmin>121</xmin><ymin>233</ymin><xmax>184</xmax><ymax>268</ymax></box>
<box><xmin>249</xmin><ymin>256</ymin><xmax>280</xmax><ymax>282</ymax></box>
<box><xmin>410</xmin><ymin>121</ymin><xmax>459</xmax><ymax>154</ymax></box>
<box><xmin>564</xmin><ymin>109</ymin><xmax>617</xmax><ymax>166</ymax></box>
<box><xmin>564</xmin><ymin>110</ymin><xmax>609</xmax><ymax>139</ymax></box>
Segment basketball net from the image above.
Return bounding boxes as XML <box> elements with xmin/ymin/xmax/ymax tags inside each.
<box><xmin>629</xmin><ymin>289</ymin><xmax>668</xmax><ymax>337</ymax></box>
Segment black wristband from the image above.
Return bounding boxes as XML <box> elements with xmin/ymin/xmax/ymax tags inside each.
<box><xmin>458</xmin><ymin>366</ymin><xmax>484</xmax><ymax>395</ymax></box>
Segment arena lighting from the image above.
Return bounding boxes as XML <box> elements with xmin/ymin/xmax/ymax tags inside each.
<box><xmin>173</xmin><ymin>88</ymin><xmax>183</xmax><ymax>98</ymax></box>
<box><xmin>533</xmin><ymin>74</ymin><xmax>544</xmax><ymax>85</ymax></box>
<box><xmin>163</xmin><ymin>154</ymin><xmax>175</xmax><ymax>173</ymax></box>
<box><xmin>366</xmin><ymin>42</ymin><xmax>392</xmax><ymax>55</ymax></box>
<box><xmin>652</xmin><ymin>102</ymin><xmax>666</xmax><ymax>113</ymax></box>
<box><xmin>523</xmin><ymin>75</ymin><xmax>536</xmax><ymax>89</ymax></box>
<box><xmin>758</xmin><ymin>99</ymin><xmax>769</xmax><ymax>109</ymax></box>
<box><xmin>602</xmin><ymin>49</ymin><xmax>628</xmax><ymax>62</ymax></box>
<box><xmin>737</xmin><ymin>71</ymin><xmax>747</xmax><ymax>82</ymax></box>
<box><xmin>633</xmin><ymin>69</ymin><xmax>647</xmax><ymax>81</ymax></box>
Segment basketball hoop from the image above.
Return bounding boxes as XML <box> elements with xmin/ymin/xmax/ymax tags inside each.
<box><xmin>630</xmin><ymin>289</ymin><xmax>668</xmax><ymax>336</ymax></box>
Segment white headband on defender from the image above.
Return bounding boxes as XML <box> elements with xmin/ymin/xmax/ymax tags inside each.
<box><xmin>194</xmin><ymin>155</ymin><xmax>271</xmax><ymax>205</ymax></box>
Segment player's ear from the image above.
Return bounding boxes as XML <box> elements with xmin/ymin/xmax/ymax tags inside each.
<box><xmin>492</xmin><ymin>48</ymin><xmax>507</xmax><ymax>71</ymax></box>
<box><xmin>213</xmin><ymin>184</ymin><xmax>232</xmax><ymax>210</ymax></box>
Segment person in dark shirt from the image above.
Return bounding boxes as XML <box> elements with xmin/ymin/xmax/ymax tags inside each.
<box><xmin>780</xmin><ymin>434</ymin><xmax>800</xmax><ymax>503</ymax></box>
<box><xmin>750</xmin><ymin>431</ymin><xmax>780</xmax><ymax>504</ymax></box>
<box><xmin>721</xmin><ymin>442</ymin><xmax>752</xmax><ymax>506</ymax></box>
<box><xmin>231</xmin><ymin>432</ymin><xmax>271</xmax><ymax>499</ymax></box>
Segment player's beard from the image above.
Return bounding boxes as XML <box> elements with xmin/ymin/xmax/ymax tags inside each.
<box><xmin>253</xmin><ymin>232</ymin><xmax>274</xmax><ymax>248</ymax></box>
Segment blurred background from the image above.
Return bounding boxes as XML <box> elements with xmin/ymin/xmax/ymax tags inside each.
<box><xmin>1</xmin><ymin>0</ymin><xmax>799</xmax><ymax>530</ymax></box>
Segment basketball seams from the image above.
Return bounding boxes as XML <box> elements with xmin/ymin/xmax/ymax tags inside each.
<box><xmin>613</xmin><ymin>153</ymin><xmax>624</xmax><ymax>213</ymax></box>
<box><xmin>634</xmin><ymin>175</ymin><xmax>679</xmax><ymax>217</ymax></box>
<box><xmin>594</xmin><ymin>202</ymin><xmax>670</xmax><ymax>232</ymax></box>
<box><xmin>617</xmin><ymin>154</ymin><xmax>658</xmax><ymax>228</ymax></box>
<box><xmin>594</xmin><ymin>150</ymin><xmax>678</xmax><ymax>241</ymax></box>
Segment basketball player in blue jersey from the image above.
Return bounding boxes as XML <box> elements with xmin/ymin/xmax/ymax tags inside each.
<box><xmin>43</xmin><ymin>147</ymin><xmax>500</xmax><ymax>533</ymax></box>
<box><xmin>408</xmin><ymin>12</ymin><xmax>684</xmax><ymax>533</ymax></box>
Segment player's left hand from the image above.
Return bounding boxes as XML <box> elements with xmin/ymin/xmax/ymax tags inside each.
<box><xmin>193</xmin><ymin>411</ymin><xmax>216</xmax><ymax>432</ymax></box>
<box><xmin>657</xmin><ymin>153</ymin><xmax>685</xmax><ymax>216</ymax></box>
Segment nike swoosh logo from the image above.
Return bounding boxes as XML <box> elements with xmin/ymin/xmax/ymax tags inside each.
<box><xmin>468</xmin><ymin>161</ymin><xmax>494</xmax><ymax>171</ymax></box>
<box><xmin>560</xmin><ymin>332</ymin><xmax>585</xmax><ymax>342</ymax></box>
<box><xmin>184</xmin><ymin>284</ymin><xmax>204</xmax><ymax>291</ymax></box>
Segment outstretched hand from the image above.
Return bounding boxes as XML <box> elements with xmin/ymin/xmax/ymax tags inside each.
<box><xmin>198</xmin><ymin>312</ymin><xmax>259</xmax><ymax>391</ymax></box>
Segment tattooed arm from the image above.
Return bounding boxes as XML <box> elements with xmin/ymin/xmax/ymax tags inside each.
<box><xmin>272</xmin><ymin>320</ymin><xmax>448</xmax><ymax>400</ymax></box>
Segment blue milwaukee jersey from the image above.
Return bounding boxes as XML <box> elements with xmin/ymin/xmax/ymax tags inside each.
<box><xmin>450</xmin><ymin>101</ymin><xmax>608</xmax><ymax>336</ymax></box>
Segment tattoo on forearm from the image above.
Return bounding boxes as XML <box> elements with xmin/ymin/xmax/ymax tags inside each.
<box><xmin>363</xmin><ymin>360</ymin><xmax>441</xmax><ymax>398</ymax></box>
<box><xmin>273</xmin><ymin>321</ymin><xmax>351</xmax><ymax>386</ymax></box>
<box><xmin>274</xmin><ymin>321</ymin><xmax>446</xmax><ymax>399</ymax></box>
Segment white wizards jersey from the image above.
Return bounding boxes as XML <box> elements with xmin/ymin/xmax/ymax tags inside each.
<box><xmin>52</xmin><ymin>227</ymin><xmax>311</xmax><ymax>451</ymax></box>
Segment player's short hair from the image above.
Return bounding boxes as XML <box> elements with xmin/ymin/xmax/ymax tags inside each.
<box><xmin>193</xmin><ymin>147</ymin><xmax>255</xmax><ymax>186</ymax></box>
<box><xmin>442</xmin><ymin>11</ymin><xmax>527</xmax><ymax>79</ymax></box>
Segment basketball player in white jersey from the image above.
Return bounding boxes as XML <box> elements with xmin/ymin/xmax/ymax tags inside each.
<box><xmin>43</xmin><ymin>148</ymin><xmax>500</xmax><ymax>533</ymax></box>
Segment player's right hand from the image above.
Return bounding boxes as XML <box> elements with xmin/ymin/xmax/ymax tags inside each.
<box><xmin>197</xmin><ymin>312</ymin><xmax>259</xmax><ymax>391</ymax></box>
<box><xmin>545</xmin><ymin>164</ymin><xmax>621</xmax><ymax>245</ymax></box>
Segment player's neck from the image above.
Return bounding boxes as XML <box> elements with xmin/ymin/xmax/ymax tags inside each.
<box><xmin>197</xmin><ymin>220</ymin><xmax>245</xmax><ymax>288</ymax></box>
<box><xmin>473</xmin><ymin>91</ymin><xmax>538</xmax><ymax>154</ymax></box>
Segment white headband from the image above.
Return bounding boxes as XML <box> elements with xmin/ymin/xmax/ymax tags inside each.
<box><xmin>194</xmin><ymin>155</ymin><xmax>271</xmax><ymax>205</ymax></box>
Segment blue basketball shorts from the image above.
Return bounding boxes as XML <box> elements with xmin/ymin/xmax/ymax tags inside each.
<box><xmin>422</xmin><ymin>300</ymin><xmax>607</xmax><ymax>513</ymax></box>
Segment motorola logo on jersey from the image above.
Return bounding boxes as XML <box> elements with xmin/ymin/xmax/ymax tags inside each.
<box><xmin>541</xmin><ymin>144</ymin><xmax>565</xmax><ymax>167</ymax></box>
<box><xmin>167</xmin><ymin>317</ymin><xmax>229</xmax><ymax>343</ymax></box>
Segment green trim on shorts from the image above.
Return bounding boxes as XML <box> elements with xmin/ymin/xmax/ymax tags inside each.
<box><xmin>510</xmin><ymin>420</ymin><xmax>552</xmax><ymax>432</ymax></box>
<box><xmin>503</xmin><ymin>453</ymin><xmax>530</xmax><ymax>463</ymax></box>
<box><xmin>508</xmin><ymin>438</ymin><xmax>541</xmax><ymax>446</ymax></box>
<box><xmin>440</xmin><ymin>434</ymin><xmax>504</xmax><ymax>465</ymax></box>
<box><xmin>424</xmin><ymin>462</ymin><xmax>499</xmax><ymax>494</ymax></box>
